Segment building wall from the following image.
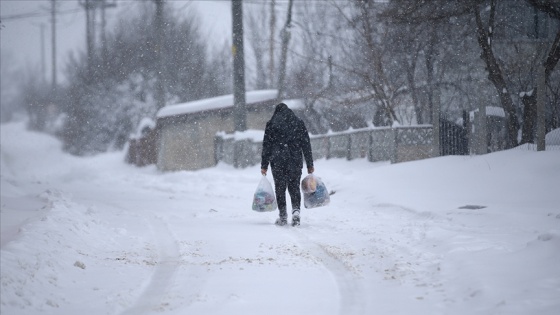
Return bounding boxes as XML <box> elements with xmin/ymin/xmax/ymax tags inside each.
<box><xmin>158</xmin><ymin>122</ymin><xmax>189</xmax><ymax>171</ymax></box>
<box><xmin>157</xmin><ymin>106</ymin><xmax>276</xmax><ymax>172</ymax></box>
<box><xmin>247</xmin><ymin>108</ymin><xmax>272</xmax><ymax>130</ymax></box>
<box><xmin>158</xmin><ymin>113</ymin><xmax>234</xmax><ymax>171</ymax></box>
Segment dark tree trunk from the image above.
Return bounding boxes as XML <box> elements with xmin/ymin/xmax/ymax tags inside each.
<box><xmin>520</xmin><ymin>29</ymin><xmax>559</xmax><ymax>144</ymax></box>
<box><xmin>473</xmin><ymin>1</ymin><xmax>519</xmax><ymax>148</ymax></box>
<box><xmin>520</xmin><ymin>91</ymin><xmax>538</xmax><ymax>144</ymax></box>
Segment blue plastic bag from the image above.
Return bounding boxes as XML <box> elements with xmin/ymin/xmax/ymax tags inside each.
<box><xmin>301</xmin><ymin>174</ymin><xmax>330</xmax><ymax>209</ymax></box>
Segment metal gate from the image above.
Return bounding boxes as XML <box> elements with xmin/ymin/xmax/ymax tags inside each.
<box><xmin>439</xmin><ymin>116</ymin><xmax>469</xmax><ymax>156</ymax></box>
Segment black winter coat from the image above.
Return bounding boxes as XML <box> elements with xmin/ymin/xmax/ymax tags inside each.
<box><xmin>261</xmin><ymin>104</ymin><xmax>313</xmax><ymax>175</ymax></box>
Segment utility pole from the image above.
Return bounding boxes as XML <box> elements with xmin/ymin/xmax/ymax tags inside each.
<box><xmin>153</xmin><ymin>0</ymin><xmax>166</xmax><ymax>109</ymax></box>
<box><xmin>276</xmin><ymin>0</ymin><xmax>293</xmax><ymax>100</ymax></box>
<box><xmin>101</xmin><ymin>1</ymin><xmax>107</xmax><ymax>62</ymax></box>
<box><xmin>432</xmin><ymin>89</ymin><xmax>441</xmax><ymax>157</ymax></box>
<box><xmin>269</xmin><ymin>0</ymin><xmax>275</xmax><ymax>87</ymax></box>
<box><xmin>41</xmin><ymin>23</ymin><xmax>46</xmax><ymax>83</ymax></box>
<box><xmin>32</xmin><ymin>21</ymin><xmax>47</xmax><ymax>82</ymax></box>
<box><xmin>536</xmin><ymin>63</ymin><xmax>546</xmax><ymax>151</ymax></box>
<box><xmin>51</xmin><ymin>0</ymin><xmax>57</xmax><ymax>91</ymax></box>
<box><xmin>79</xmin><ymin>0</ymin><xmax>117</xmax><ymax>74</ymax></box>
<box><xmin>79</xmin><ymin>0</ymin><xmax>94</xmax><ymax>73</ymax></box>
<box><xmin>232</xmin><ymin>0</ymin><xmax>246</xmax><ymax>132</ymax></box>
<box><xmin>100</xmin><ymin>0</ymin><xmax>117</xmax><ymax>65</ymax></box>
<box><xmin>476</xmin><ymin>102</ymin><xmax>488</xmax><ymax>154</ymax></box>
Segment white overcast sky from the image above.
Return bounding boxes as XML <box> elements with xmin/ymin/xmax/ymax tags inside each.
<box><xmin>0</xmin><ymin>0</ymin><xmax>232</xmax><ymax>84</ymax></box>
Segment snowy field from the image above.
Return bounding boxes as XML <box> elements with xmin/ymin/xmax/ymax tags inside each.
<box><xmin>1</xmin><ymin>120</ymin><xmax>559</xmax><ymax>315</ymax></box>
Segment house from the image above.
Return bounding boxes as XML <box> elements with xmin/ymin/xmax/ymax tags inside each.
<box><xmin>155</xmin><ymin>90</ymin><xmax>281</xmax><ymax>171</ymax></box>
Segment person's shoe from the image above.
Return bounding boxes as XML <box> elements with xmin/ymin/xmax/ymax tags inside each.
<box><xmin>291</xmin><ymin>210</ymin><xmax>300</xmax><ymax>227</ymax></box>
<box><xmin>275</xmin><ymin>216</ymin><xmax>288</xmax><ymax>226</ymax></box>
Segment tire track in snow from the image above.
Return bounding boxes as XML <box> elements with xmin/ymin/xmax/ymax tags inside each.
<box><xmin>293</xmin><ymin>229</ymin><xmax>366</xmax><ymax>315</ymax></box>
<box><xmin>120</xmin><ymin>216</ymin><xmax>180</xmax><ymax>314</ymax></box>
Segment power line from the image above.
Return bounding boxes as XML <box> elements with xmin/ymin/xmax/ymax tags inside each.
<box><xmin>1</xmin><ymin>7</ymin><xmax>81</xmax><ymax>21</ymax></box>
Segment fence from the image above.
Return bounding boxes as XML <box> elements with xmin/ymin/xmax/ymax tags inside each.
<box><xmin>214</xmin><ymin>126</ymin><xmax>434</xmax><ymax>168</ymax></box>
<box><xmin>125</xmin><ymin>129</ymin><xmax>158</xmax><ymax>167</ymax></box>
<box><xmin>513</xmin><ymin>128</ymin><xmax>560</xmax><ymax>150</ymax></box>
<box><xmin>127</xmin><ymin>125</ymin><xmax>559</xmax><ymax>169</ymax></box>
<box><xmin>440</xmin><ymin>117</ymin><xmax>469</xmax><ymax>156</ymax></box>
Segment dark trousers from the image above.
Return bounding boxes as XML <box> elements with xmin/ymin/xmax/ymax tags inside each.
<box><xmin>272</xmin><ymin>168</ymin><xmax>301</xmax><ymax>217</ymax></box>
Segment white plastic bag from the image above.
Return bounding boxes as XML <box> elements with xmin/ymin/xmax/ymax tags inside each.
<box><xmin>252</xmin><ymin>176</ymin><xmax>277</xmax><ymax>212</ymax></box>
<box><xmin>301</xmin><ymin>174</ymin><xmax>330</xmax><ymax>209</ymax></box>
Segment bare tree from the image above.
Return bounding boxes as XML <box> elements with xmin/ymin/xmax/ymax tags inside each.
<box><xmin>519</xmin><ymin>0</ymin><xmax>560</xmax><ymax>143</ymax></box>
<box><xmin>472</xmin><ymin>0</ymin><xmax>520</xmax><ymax>148</ymax></box>
<box><xmin>60</xmin><ymin>2</ymin><xmax>229</xmax><ymax>155</ymax></box>
<box><xmin>246</xmin><ymin>3</ymin><xmax>271</xmax><ymax>90</ymax></box>
<box><xmin>331</xmin><ymin>0</ymin><xmax>399</xmax><ymax>126</ymax></box>
<box><xmin>525</xmin><ymin>0</ymin><xmax>560</xmax><ymax>20</ymax></box>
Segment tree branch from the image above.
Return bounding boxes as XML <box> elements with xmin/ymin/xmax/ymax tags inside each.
<box><xmin>544</xmin><ymin>29</ymin><xmax>560</xmax><ymax>80</ymax></box>
<box><xmin>525</xmin><ymin>0</ymin><xmax>560</xmax><ymax>20</ymax></box>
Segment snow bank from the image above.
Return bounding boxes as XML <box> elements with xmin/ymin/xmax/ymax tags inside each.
<box><xmin>1</xmin><ymin>120</ymin><xmax>559</xmax><ymax>315</ymax></box>
<box><xmin>546</xmin><ymin>128</ymin><xmax>560</xmax><ymax>145</ymax></box>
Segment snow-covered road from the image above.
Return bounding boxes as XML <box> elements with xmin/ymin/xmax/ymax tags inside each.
<box><xmin>2</xmin><ymin>121</ymin><xmax>559</xmax><ymax>315</ymax></box>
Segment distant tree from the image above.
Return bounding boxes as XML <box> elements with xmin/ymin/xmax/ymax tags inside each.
<box><xmin>383</xmin><ymin>0</ymin><xmax>559</xmax><ymax>148</ymax></box>
<box><xmin>279</xmin><ymin>1</ymin><xmax>359</xmax><ymax>132</ymax></box>
<box><xmin>0</xmin><ymin>50</ymin><xmax>23</xmax><ymax>123</ymax></box>
<box><xmin>246</xmin><ymin>2</ymin><xmax>272</xmax><ymax>90</ymax></box>
<box><xmin>12</xmin><ymin>62</ymin><xmax>59</xmax><ymax>132</ymax></box>
<box><xmin>60</xmin><ymin>2</ymin><xmax>231</xmax><ymax>155</ymax></box>
<box><xmin>526</xmin><ymin>0</ymin><xmax>560</xmax><ymax>20</ymax></box>
<box><xmin>518</xmin><ymin>0</ymin><xmax>560</xmax><ymax>142</ymax></box>
<box><xmin>333</xmin><ymin>1</ymin><xmax>401</xmax><ymax>126</ymax></box>
<box><xmin>472</xmin><ymin>0</ymin><xmax>521</xmax><ymax>148</ymax></box>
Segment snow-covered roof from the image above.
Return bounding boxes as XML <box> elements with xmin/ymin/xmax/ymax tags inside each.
<box><xmin>469</xmin><ymin>106</ymin><xmax>506</xmax><ymax>120</ymax></box>
<box><xmin>129</xmin><ymin>117</ymin><xmax>156</xmax><ymax>139</ymax></box>
<box><xmin>157</xmin><ymin>90</ymin><xmax>279</xmax><ymax>119</ymax></box>
<box><xmin>486</xmin><ymin>106</ymin><xmax>506</xmax><ymax>117</ymax></box>
<box><xmin>136</xmin><ymin>117</ymin><xmax>155</xmax><ymax>133</ymax></box>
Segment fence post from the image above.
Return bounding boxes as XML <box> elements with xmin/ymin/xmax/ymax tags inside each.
<box><xmin>432</xmin><ymin>90</ymin><xmax>441</xmax><ymax>157</ymax></box>
<box><xmin>536</xmin><ymin>64</ymin><xmax>546</xmax><ymax>151</ymax></box>
<box><xmin>347</xmin><ymin>133</ymin><xmax>352</xmax><ymax>160</ymax></box>
<box><xmin>475</xmin><ymin>104</ymin><xmax>487</xmax><ymax>154</ymax></box>
<box><xmin>462</xmin><ymin>110</ymin><xmax>470</xmax><ymax>154</ymax></box>
<box><xmin>391</xmin><ymin>128</ymin><xmax>398</xmax><ymax>163</ymax></box>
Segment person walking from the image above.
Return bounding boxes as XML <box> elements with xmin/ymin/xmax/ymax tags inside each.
<box><xmin>261</xmin><ymin>103</ymin><xmax>314</xmax><ymax>226</ymax></box>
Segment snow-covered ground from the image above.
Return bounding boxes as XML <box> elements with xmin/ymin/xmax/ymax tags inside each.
<box><xmin>1</xmin><ymin>120</ymin><xmax>559</xmax><ymax>315</ymax></box>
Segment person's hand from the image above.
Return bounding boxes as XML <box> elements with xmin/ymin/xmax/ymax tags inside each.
<box><xmin>307</xmin><ymin>166</ymin><xmax>314</xmax><ymax>174</ymax></box>
<box><xmin>261</xmin><ymin>168</ymin><xmax>267</xmax><ymax>176</ymax></box>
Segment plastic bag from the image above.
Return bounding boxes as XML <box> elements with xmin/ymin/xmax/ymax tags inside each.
<box><xmin>301</xmin><ymin>174</ymin><xmax>330</xmax><ymax>209</ymax></box>
<box><xmin>252</xmin><ymin>176</ymin><xmax>278</xmax><ymax>212</ymax></box>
